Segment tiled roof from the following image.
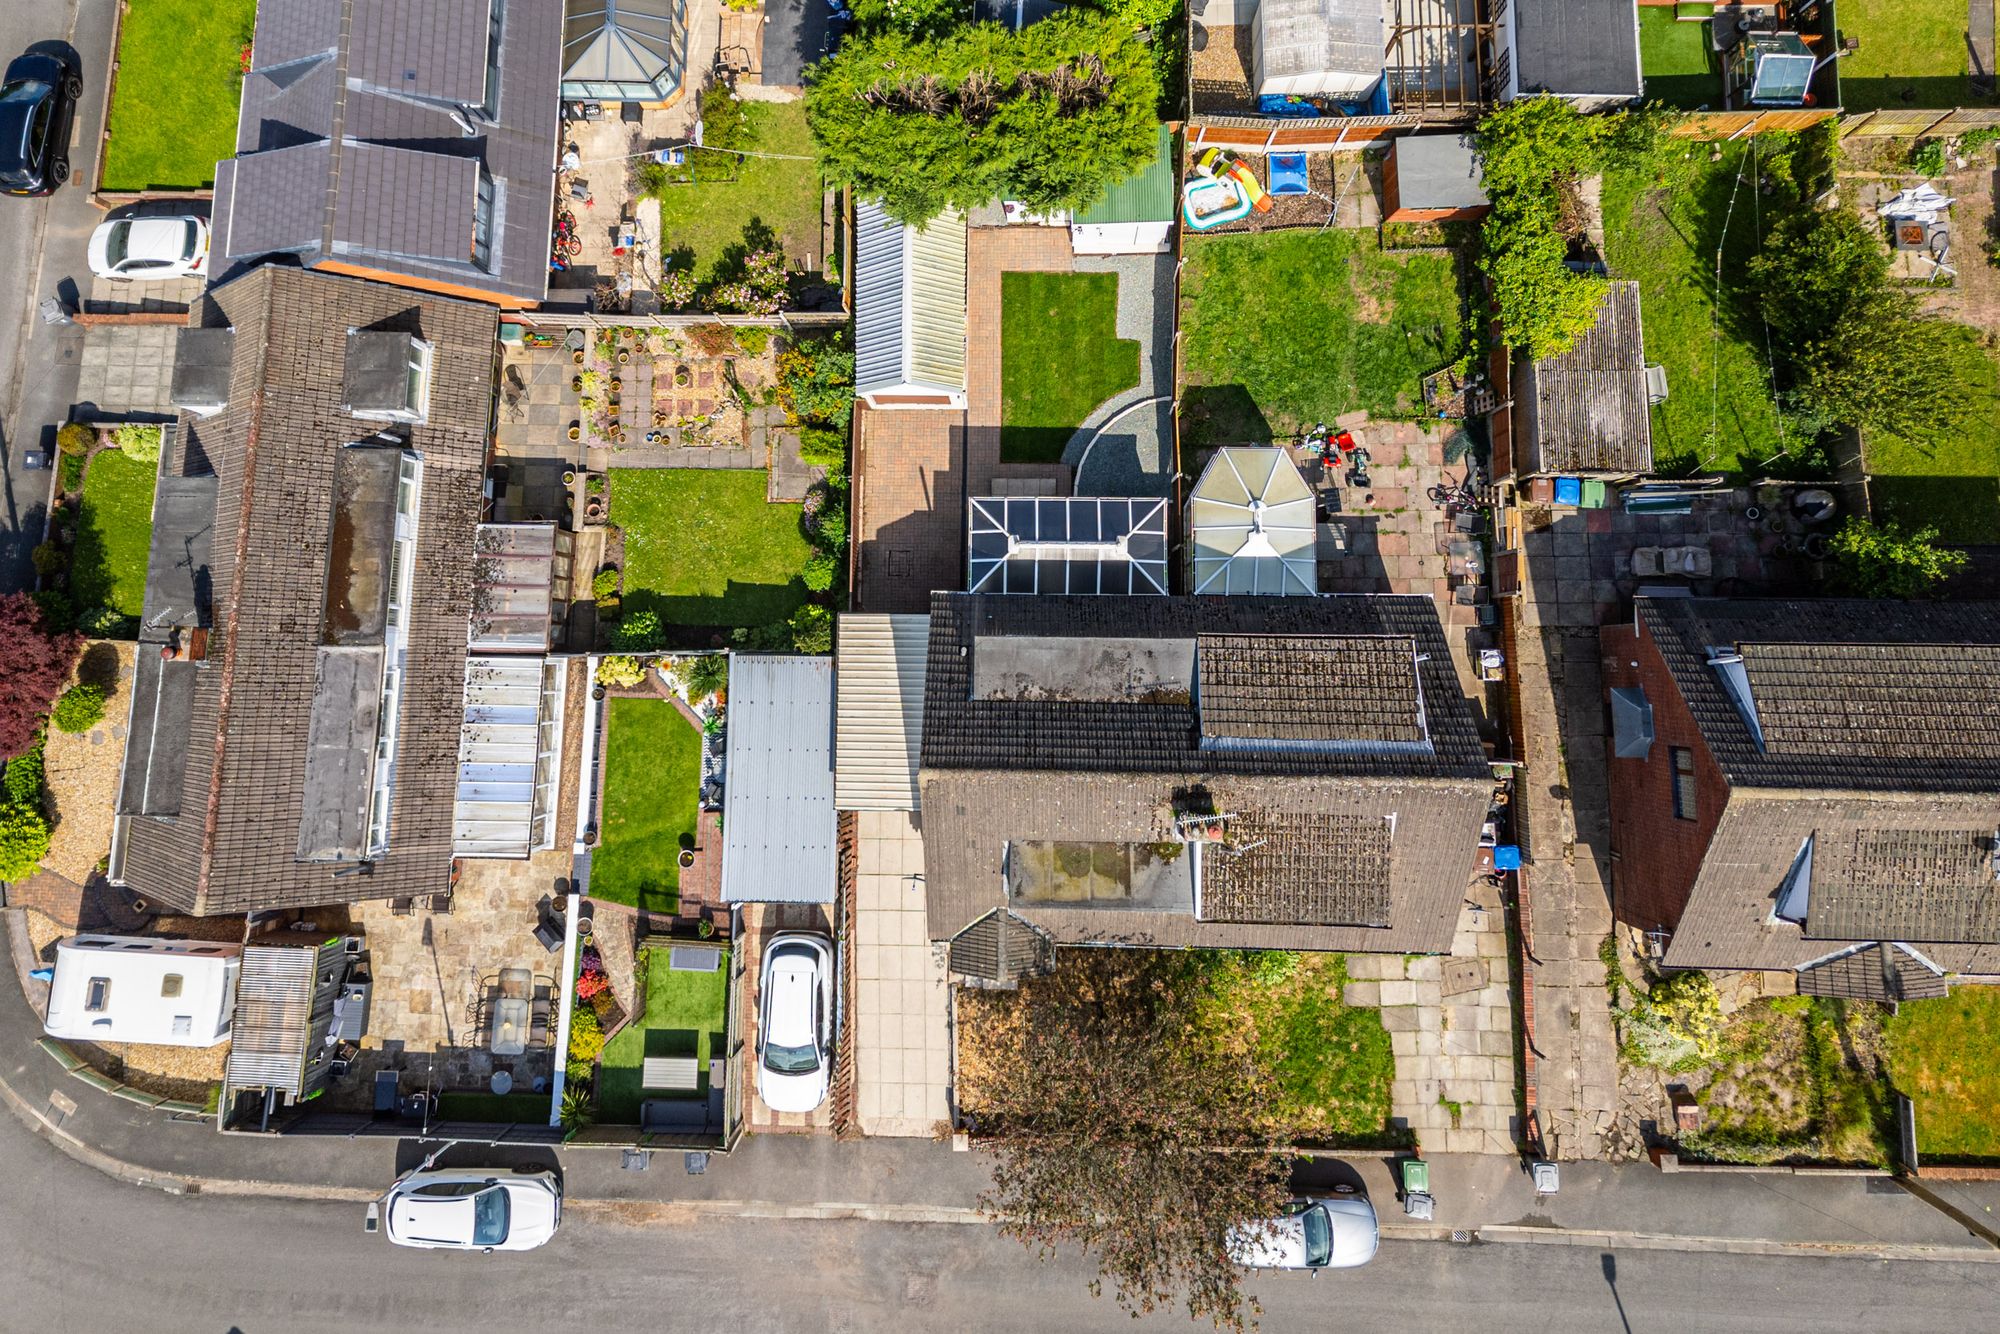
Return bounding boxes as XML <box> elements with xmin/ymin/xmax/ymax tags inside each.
<box><xmin>1640</xmin><ymin>598</ymin><xmax>2000</xmax><ymax>793</ymax></box>
<box><xmin>1796</xmin><ymin>944</ymin><xmax>1950</xmax><ymax>1003</ymax></box>
<box><xmin>1514</xmin><ymin>281</ymin><xmax>1650</xmax><ymax>475</ymax></box>
<box><xmin>922</xmin><ymin>593</ymin><xmax>1487</xmax><ymax>780</ymax></box>
<box><xmin>1198</xmin><ymin>811</ymin><xmax>1392</xmax><ymax>927</ymax></box>
<box><xmin>209</xmin><ymin>0</ymin><xmax>559</xmax><ymax>305</ymax></box>
<box><xmin>1809</xmin><ymin>827</ymin><xmax>2000</xmax><ymax>943</ymax></box>
<box><xmin>1196</xmin><ymin>634</ymin><xmax>1422</xmax><ymax>744</ymax></box>
<box><xmin>116</xmin><ymin>267</ymin><xmax>498</xmax><ymax>916</ymax></box>
<box><xmin>948</xmin><ymin>909</ymin><xmax>1054</xmax><ymax>984</ymax></box>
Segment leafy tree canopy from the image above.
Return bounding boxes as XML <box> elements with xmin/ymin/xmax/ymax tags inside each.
<box><xmin>0</xmin><ymin>593</ymin><xmax>82</xmax><ymax>761</ymax></box>
<box><xmin>806</xmin><ymin>12</ymin><xmax>1161</xmax><ymax>223</ymax></box>
<box><xmin>1828</xmin><ymin>517</ymin><xmax>1968</xmax><ymax>598</ymax></box>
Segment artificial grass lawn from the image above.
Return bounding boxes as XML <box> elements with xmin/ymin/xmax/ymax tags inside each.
<box><xmin>1887</xmin><ymin>986</ymin><xmax>2000</xmax><ymax>1161</ymax></box>
<box><xmin>1179</xmin><ymin>229</ymin><xmax>1465</xmax><ymax>445</ymax></box>
<box><xmin>1836</xmin><ymin>0</ymin><xmax>2000</xmax><ymax>113</ymax></box>
<box><xmin>609</xmin><ymin>469</ymin><xmax>811</xmax><ymax>628</ymax></box>
<box><xmin>100</xmin><ymin>0</ymin><xmax>255</xmax><ymax>191</ymax></box>
<box><xmin>587</xmin><ymin>698</ymin><xmax>703</xmax><ymax>913</ymax></box>
<box><xmin>1862</xmin><ymin>326</ymin><xmax>2000</xmax><ymax>543</ymax></box>
<box><xmin>1601</xmin><ymin>144</ymin><xmax>1788</xmax><ymax>476</ymax></box>
<box><xmin>1000</xmin><ymin>270</ymin><xmax>1141</xmax><ymax>463</ymax></box>
<box><xmin>650</xmin><ymin>101</ymin><xmax>824</xmax><ymax>284</ymax></box>
<box><xmin>596</xmin><ymin>946</ymin><xmax>731</xmax><ymax>1124</ymax></box>
<box><xmin>71</xmin><ymin>448</ymin><xmax>157</xmax><ymax>621</ymax></box>
<box><xmin>1639</xmin><ymin>9</ymin><xmax>1719</xmax><ymax>110</ymax></box>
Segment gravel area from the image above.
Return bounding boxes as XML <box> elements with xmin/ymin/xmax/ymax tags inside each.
<box><xmin>72</xmin><ymin>1038</ymin><xmax>226</xmax><ymax>1102</ymax></box>
<box><xmin>40</xmin><ymin>642</ymin><xmax>137</xmax><ymax>882</ymax></box>
<box><xmin>1064</xmin><ymin>254</ymin><xmax>1175</xmax><ymax>496</ymax></box>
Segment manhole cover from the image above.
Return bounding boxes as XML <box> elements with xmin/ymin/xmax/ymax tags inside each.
<box><xmin>1442</xmin><ymin>958</ymin><xmax>1486</xmax><ymax>996</ymax></box>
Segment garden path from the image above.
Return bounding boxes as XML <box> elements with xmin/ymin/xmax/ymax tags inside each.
<box><xmin>1067</xmin><ymin>251</ymin><xmax>1174</xmax><ymax>496</ymax></box>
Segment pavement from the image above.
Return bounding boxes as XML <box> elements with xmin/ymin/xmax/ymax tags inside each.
<box><xmin>0</xmin><ymin>0</ymin><xmax>115</xmax><ymax>593</ymax></box>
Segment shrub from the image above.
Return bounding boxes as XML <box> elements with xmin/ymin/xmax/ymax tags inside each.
<box><xmin>80</xmin><ymin>606</ymin><xmax>129</xmax><ymax>638</ymax></box>
<box><xmin>1618</xmin><ymin>970</ymin><xmax>1723</xmax><ymax>1071</ymax></box>
<box><xmin>675</xmin><ymin>653</ymin><xmax>730</xmax><ymax>703</ymax></box>
<box><xmin>3</xmin><ymin>741</ymin><xmax>44</xmax><ymax>810</ymax></box>
<box><xmin>853</xmin><ymin>0</ymin><xmax>970</xmax><ymax>39</ymax></box>
<box><xmin>699</xmin><ymin>83</ymin><xmax>749</xmax><ymax>152</ymax></box>
<box><xmin>30</xmin><ymin>542</ymin><xmax>67</xmax><ymax>580</ymax></box>
<box><xmin>55</xmin><ymin>423</ymin><xmax>93</xmax><ymax>457</ymax></box>
<box><xmin>51</xmin><ymin>684</ymin><xmax>106</xmax><ymax>734</ymax></box>
<box><xmin>31</xmin><ymin>589</ymin><xmax>77</xmax><ymax>634</ymax></box>
<box><xmin>734</xmin><ymin>326</ymin><xmax>773</xmax><ymax>356</ymax></box>
<box><xmin>789</xmin><ymin>604</ymin><xmax>833</xmax><ymax>654</ymax></box>
<box><xmin>560</xmin><ymin>1085</ymin><xmax>597</xmax><ymax>1134</ymax></box>
<box><xmin>610</xmin><ymin>609</ymin><xmax>664</xmax><ymax>652</ymax></box>
<box><xmin>567</xmin><ymin>1003</ymin><xmax>607</xmax><ymax>1065</ymax></box>
<box><xmin>592</xmin><ymin>567</ymin><xmax>620</xmax><ymax>600</ymax></box>
<box><xmin>564</xmin><ymin>1057</ymin><xmax>595</xmax><ymax>1085</ymax></box>
<box><xmin>1827</xmin><ymin>518</ymin><xmax>1968</xmax><ymax>599</ymax></box>
<box><xmin>0</xmin><ymin>593</ymin><xmax>83</xmax><ymax>760</ymax></box>
<box><xmin>1908</xmin><ymin>139</ymin><xmax>1949</xmax><ymax>178</ymax></box>
<box><xmin>778</xmin><ymin>334</ymin><xmax>856</xmax><ymax>425</ymax></box>
<box><xmin>0</xmin><ymin>802</ymin><xmax>50</xmax><ymax>881</ymax></box>
<box><xmin>802</xmin><ymin>549</ymin><xmax>840</xmax><ymax>593</ymax></box>
<box><xmin>595</xmin><ymin>655</ymin><xmax>647</xmax><ymax>688</ymax></box>
<box><xmin>111</xmin><ymin>424</ymin><xmax>163</xmax><ymax>464</ymax></box>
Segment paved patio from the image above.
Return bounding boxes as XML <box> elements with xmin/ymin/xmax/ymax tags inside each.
<box><xmin>1348</xmin><ymin>874</ymin><xmax>1519</xmax><ymax>1156</ymax></box>
<box><xmin>851</xmin><ymin>810</ymin><xmax>951</xmax><ymax>1138</ymax></box>
<box><xmin>74</xmin><ymin>325</ymin><xmax>177</xmax><ymax>418</ymax></box>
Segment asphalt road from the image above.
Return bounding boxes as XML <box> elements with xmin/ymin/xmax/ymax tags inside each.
<box><xmin>6</xmin><ymin>1098</ymin><xmax>2000</xmax><ymax>1334</ymax></box>
<box><xmin>0</xmin><ymin>0</ymin><xmax>110</xmax><ymax>594</ymax></box>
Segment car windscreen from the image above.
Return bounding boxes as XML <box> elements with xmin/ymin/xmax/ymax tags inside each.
<box><xmin>471</xmin><ymin>1187</ymin><xmax>510</xmax><ymax>1247</ymax></box>
<box><xmin>180</xmin><ymin>221</ymin><xmax>199</xmax><ymax>261</ymax></box>
<box><xmin>1302</xmin><ymin>1206</ymin><xmax>1333</xmax><ymax>1268</ymax></box>
<box><xmin>105</xmin><ymin>222</ymin><xmax>129</xmax><ymax>267</ymax></box>
<box><xmin>763</xmin><ymin>1041</ymin><xmax>820</xmax><ymax>1074</ymax></box>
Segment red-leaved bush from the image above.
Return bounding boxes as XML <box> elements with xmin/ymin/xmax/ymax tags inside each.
<box><xmin>0</xmin><ymin>594</ymin><xmax>81</xmax><ymax>760</ymax></box>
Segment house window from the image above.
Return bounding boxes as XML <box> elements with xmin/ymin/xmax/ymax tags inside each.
<box><xmin>160</xmin><ymin>974</ymin><xmax>183</xmax><ymax>998</ymax></box>
<box><xmin>483</xmin><ymin>0</ymin><xmax>505</xmax><ymax>116</ymax></box>
<box><xmin>471</xmin><ymin>169</ymin><xmax>495</xmax><ymax>269</ymax></box>
<box><xmin>1671</xmin><ymin>747</ymin><xmax>1698</xmax><ymax>821</ymax></box>
<box><xmin>85</xmin><ymin>977</ymin><xmax>111</xmax><ymax>1012</ymax></box>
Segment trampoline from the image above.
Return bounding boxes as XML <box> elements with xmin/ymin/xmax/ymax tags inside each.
<box><xmin>1268</xmin><ymin>153</ymin><xmax>1309</xmax><ymax>197</ymax></box>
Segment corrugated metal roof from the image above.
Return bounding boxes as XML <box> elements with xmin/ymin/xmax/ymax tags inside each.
<box><xmin>722</xmin><ymin>655</ymin><xmax>838</xmax><ymax>901</ymax></box>
<box><xmin>1077</xmin><ymin>126</ymin><xmax>1176</xmax><ymax>226</ymax></box>
<box><xmin>854</xmin><ymin>200</ymin><xmax>966</xmax><ymax>396</ymax></box>
<box><xmin>224</xmin><ymin>945</ymin><xmax>318</xmax><ymax>1097</ymax></box>
<box><xmin>835</xmin><ymin>615</ymin><xmax>929</xmax><ymax>810</ymax></box>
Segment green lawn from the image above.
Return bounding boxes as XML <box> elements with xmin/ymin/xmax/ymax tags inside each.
<box><xmin>1602</xmin><ymin>144</ymin><xmax>1789</xmax><ymax>475</ymax></box>
<box><xmin>610</xmin><ymin>469</ymin><xmax>811</xmax><ymax>629</ymax></box>
<box><xmin>1837</xmin><ymin>0</ymin><xmax>2000</xmax><ymax>113</ymax></box>
<box><xmin>1179</xmin><ymin>229</ymin><xmax>1466</xmax><ymax>445</ymax></box>
<box><xmin>597</xmin><ymin>946</ymin><xmax>731</xmax><ymax>1125</ymax></box>
<box><xmin>588</xmin><ymin>698</ymin><xmax>703</xmax><ymax>913</ymax></box>
<box><xmin>100</xmin><ymin>0</ymin><xmax>254</xmax><ymax>191</ymax></box>
<box><xmin>1863</xmin><ymin>326</ymin><xmax>2000</xmax><ymax>543</ymax></box>
<box><xmin>1887</xmin><ymin>987</ymin><xmax>2000</xmax><ymax>1162</ymax></box>
<box><xmin>71</xmin><ymin>448</ymin><xmax>157</xmax><ymax>622</ymax></box>
<box><xmin>1000</xmin><ymin>270</ymin><xmax>1141</xmax><ymax>463</ymax></box>
<box><xmin>1639</xmin><ymin>9</ymin><xmax>1719</xmax><ymax>110</ymax></box>
<box><xmin>649</xmin><ymin>100</ymin><xmax>824</xmax><ymax>285</ymax></box>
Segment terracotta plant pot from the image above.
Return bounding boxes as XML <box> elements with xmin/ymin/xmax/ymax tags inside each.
<box><xmin>617</xmin><ymin>350</ymin><xmax>630</xmax><ymax>365</ymax></box>
<box><xmin>567</xmin><ymin>426</ymin><xmax>581</xmax><ymax>441</ymax></box>
<box><xmin>572</xmin><ymin>349</ymin><xmax>585</xmax><ymax>365</ymax></box>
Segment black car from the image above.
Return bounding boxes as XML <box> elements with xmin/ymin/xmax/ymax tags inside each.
<box><xmin>0</xmin><ymin>51</ymin><xmax>81</xmax><ymax>197</ymax></box>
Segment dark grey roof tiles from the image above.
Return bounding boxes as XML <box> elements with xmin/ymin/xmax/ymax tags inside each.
<box><xmin>348</xmin><ymin>0</ymin><xmax>490</xmax><ymax>104</ymax></box>
<box><xmin>922</xmin><ymin>593</ymin><xmax>1487</xmax><ymax>780</ymax></box>
<box><xmin>253</xmin><ymin>6</ymin><xmax>343</xmax><ymax>68</ymax></box>
<box><xmin>1197</xmin><ymin>634</ymin><xmax>1422</xmax><ymax>744</ymax></box>
<box><xmin>1640</xmin><ymin>597</ymin><xmax>2000</xmax><ymax>793</ymax></box>
<box><xmin>334</xmin><ymin>144</ymin><xmax>480</xmax><ymax>262</ymax></box>
<box><xmin>225</xmin><ymin>143</ymin><xmax>334</xmax><ymax>257</ymax></box>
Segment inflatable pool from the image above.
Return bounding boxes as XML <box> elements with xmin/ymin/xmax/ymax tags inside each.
<box><xmin>1182</xmin><ymin>176</ymin><xmax>1252</xmax><ymax>231</ymax></box>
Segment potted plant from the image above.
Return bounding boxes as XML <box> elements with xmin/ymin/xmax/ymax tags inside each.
<box><xmin>562</xmin><ymin>469</ymin><xmax>576</xmax><ymax>486</ymax></box>
<box><xmin>678</xmin><ymin>848</ymin><xmax>696</xmax><ymax>869</ymax></box>
<box><xmin>572</xmin><ymin>374</ymin><xmax>584</xmax><ymax>392</ymax></box>
<box><xmin>572</xmin><ymin>348</ymin><xmax>585</xmax><ymax>365</ymax></box>
<box><xmin>674</xmin><ymin>365</ymin><xmax>691</xmax><ymax>388</ymax></box>
<box><xmin>617</xmin><ymin>348</ymin><xmax>630</xmax><ymax>365</ymax></box>
<box><xmin>696</xmin><ymin>917</ymin><xmax>715</xmax><ymax>939</ymax></box>
<box><xmin>567</xmin><ymin>424</ymin><xmax>581</xmax><ymax>441</ymax></box>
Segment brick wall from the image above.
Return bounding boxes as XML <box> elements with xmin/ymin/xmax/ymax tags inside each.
<box><xmin>1599</xmin><ymin>618</ymin><xmax>1732</xmax><ymax>933</ymax></box>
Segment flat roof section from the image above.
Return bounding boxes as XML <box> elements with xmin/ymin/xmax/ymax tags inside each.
<box><xmin>722</xmin><ymin>655</ymin><xmax>838</xmax><ymax>904</ymax></box>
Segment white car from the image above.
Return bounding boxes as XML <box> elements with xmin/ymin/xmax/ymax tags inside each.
<box><xmin>757</xmin><ymin>931</ymin><xmax>834</xmax><ymax>1113</ymax></box>
<box><xmin>1228</xmin><ymin>1194</ymin><xmax>1379</xmax><ymax>1271</ymax></box>
<box><xmin>87</xmin><ymin>214</ymin><xmax>208</xmax><ymax>281</ymax></box>
<box><xmin>377</xmin><ymin>1168</ymin><xmax>561</xmax><ymax>1252</ymax></box>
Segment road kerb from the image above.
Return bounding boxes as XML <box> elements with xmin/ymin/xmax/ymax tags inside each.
<box><xmin>1477</xmin><ymin>1223</ymin><xmax>2000</xmax><ymax>1264</ymax></box>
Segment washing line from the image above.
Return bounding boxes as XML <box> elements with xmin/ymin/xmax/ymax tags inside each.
<box><xmin>1747</xmin><ymin>134</ymin><xmax>1791</xmax><ymax>464</ymax></box>
<box><xmin>573</xmin><ymin>142</ymin><xmax>818</xmax><ymax>167</ymax></box>
<box><xmin>1705</xmin><ymin>144</ymin><xmax>1752</xmax><ymax>470</ymax></box>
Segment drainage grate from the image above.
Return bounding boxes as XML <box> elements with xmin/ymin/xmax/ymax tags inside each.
<box><xmin>1451</xmin><ymin>1229</ymin><xmax>1473</xmax><ymax>1243</ymax></box>
<box><xmin>621</xmin><ymin>1149</ymin><xmax>650</xmax><ymax>1172</ymax></box>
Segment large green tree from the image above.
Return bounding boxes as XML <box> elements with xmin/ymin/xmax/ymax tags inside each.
<box><xmin>1752</xmin><ymin>208</ymin><xmax>1979</xmax><ymax>447</ymax></box>
<box><xmin>975</xmin><ymin>954</ymin><xmax>1290</xmax><ymax>1332</ymax></box>
<box><xmin>806</xmin><ymin>12</ymin><xmax>1161</xmax><ymax>223</ymax></box>
<box><xmin>1828</xmin><ymin>517</ymin><xmax>1968</xmax><ymax>598</ymax></box>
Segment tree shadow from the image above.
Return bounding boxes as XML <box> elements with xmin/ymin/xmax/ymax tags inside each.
<box><xmin>1179</xmin><ymin>383</ymin><xmax>1273</xmax><ymax>447</ymax></box>
<box><xmin>621</xmin><ymin>577</ymin><xmax>809</xmax><ymax>643</ymax></box>
<box><xmin>711</xmin><ymin>218</ymin><xmax>780</xmax><ymax>286</ymax></box>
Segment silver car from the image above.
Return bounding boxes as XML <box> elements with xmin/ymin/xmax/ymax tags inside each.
<box><xmin>376</xmin><ymin>1168</ymin><xmax>562</xmax><ymax>1253</ymax></box>
<box><xmin>1227</xmin><ymin>1193</ymin><xmax>1379</xmax><ymax>1270</ymax></box>
<box><xmin>757</xmin><ymin>932</ymin><xmax>834</xmax><ymax>1114</ymax></box>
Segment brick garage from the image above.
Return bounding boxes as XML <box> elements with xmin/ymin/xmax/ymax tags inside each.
<box><xmin>1600</xmin><ymin>616</ymin><xmax>1729</xmax><ymax>934</ymax></box>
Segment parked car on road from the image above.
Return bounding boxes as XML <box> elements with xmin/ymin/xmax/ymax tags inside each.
<box><xmin>0</xmin><ymin>49</ymin><xmax>81</xmax><ymax>197</ymax></box>
<box><xmin>1227</xmin><ymin>1193</ymin><xmax>1379</xmax><ymax>1271</ymax></box>
<box><xmin>88</xmin><ymin>214</ymin><xmax>209</xmax><ymax>281</ymax></box>
<box><xmin>376</xmin><ymin>1168</ymin><xmax>562</xmax><ymax>1253</ymax></box>
<box><xmin>757</xmin><ymin>931</ymin><xmax>834</xmax><ymax>1114</ymax></box>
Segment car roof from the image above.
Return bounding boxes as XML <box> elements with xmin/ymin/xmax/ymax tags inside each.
<box><xmin>119</xmin><ymin>217</ymin><xmax>192</xmax><ymax>260</ymax></box>
<box><xmin>388</xmin><ymin>1192</ymin><xmax>481</xmax><ymax>1246</ymax></box>
<box><xmin>763</xmin><ymin>956</ymin><xmax>819</xmax><ymax>1048</ymax></box>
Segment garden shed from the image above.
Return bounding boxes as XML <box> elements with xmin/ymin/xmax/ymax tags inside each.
<box><xmin>1072</xmin><ymin>126</ymin><xmax>1177</xmax><ymax>255</ymax></box>
<box><xmin>1509</xmin><ymin>281</ymin><xmax>1653</xmax><ymax>478</ymax></box>
<box><xmin>1252</xmin><ymin>0</ymin><xmax>1386</xmax><ymax>99</ymax></box>
<box><xmin>1382</xmin><ymin>135</ymin><xmax>1488</xmax><ymax>223</ymax></box>
<box><xmin>854</xmin><ymin>201</ymin><xmax>968</xmax><ymax>410</ymax></box>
